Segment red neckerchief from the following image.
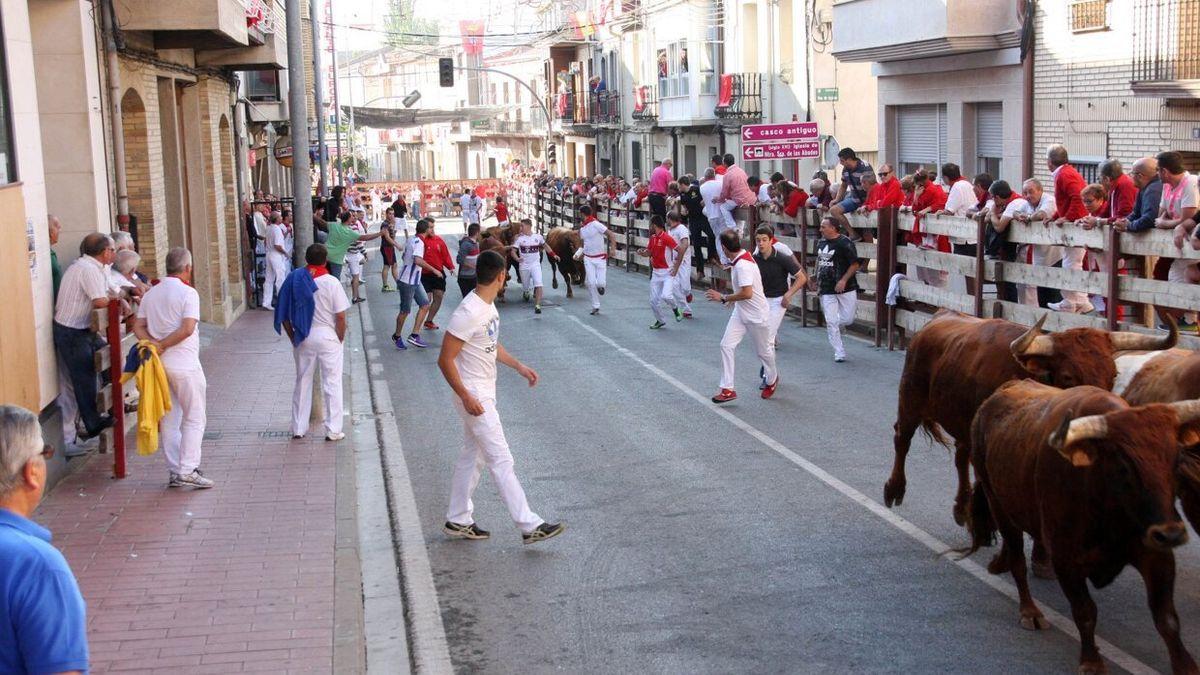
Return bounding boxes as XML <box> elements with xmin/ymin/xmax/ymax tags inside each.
<box><xmin>583</xmin><ymin>216</ymin><xmax>598</xmax><ymax>226</ymax></box>
<box><xmin>734</xmin><ymin>251</ymin><xmax>754</xmax><ymax>264</ymax></box>
<box><xmin>307</xmin><ymin>264</ymin><xmax>328</xmax><ymax>278</ymax></box>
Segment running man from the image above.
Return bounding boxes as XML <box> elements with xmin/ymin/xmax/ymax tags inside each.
<box><xmin>666</xmin><ymin>212</ymin><xmax>693</xmax><ymax>317</ymax></box>
<box><xmin>814</xmin><ymin>216</ymin><xmax>860</xmax><ymax>363</ymax></box>
<box><xmin>438</xmin><ymin>250</ymin><xmax>566</xmax><ymax>545</ymax></box>
<box><xmin>638</xmin><ymin>215</ymin><xmax>682</xmax><ymax>329</ymax></box>
<box><xmin>344</xmin><ymin>211</ymin><xmax>368</xmax><ymax>304</ymax></box>
<box><xmin>753</xmin><ymin>224</ymin><xmax>807</xmax><ymax>386</ymax></box>
<box><xmin>706</xmin><ymin>229</ymin><xmax>778</xmax><ymax>402</ymax></box>
<box><xmin>378</xmin><ymin>208</ymin><xmax>399</xmax><ymax>292</ymax></box>
<box><xmin>578</xmin><ymin>205</ymin><xmax>617</xmax><ymax>315</ymax></box>
<box><xmin>511</xmin><ymin>218</ymin><xmax>558</xmax><ymax>315</ymax></box>
<box><xmin>393</xmin><ymin>219</ymin><xmax>440</xmax><ymax>350</ymax></box>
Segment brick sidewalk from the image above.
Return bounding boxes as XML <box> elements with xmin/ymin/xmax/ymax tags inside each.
<box><xmin>33</xmin><ymin>310</ymin><xmax>351</xmax><ymax>673</ymax></box>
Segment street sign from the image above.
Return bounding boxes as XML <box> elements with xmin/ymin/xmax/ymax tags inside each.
<box><xmin>740</xmin><ymin>121</ymin><xmax>819</xmax><ymax>143</ymax></box>
<box><xmin>742</xmin><ymin>141</ymin><xmax>820</xmax><ymax>161</ymax></box>
<box><xmin>816</xmin><ymin>87</ymin><xmax>839</xmax><ymax>102</ymax></box>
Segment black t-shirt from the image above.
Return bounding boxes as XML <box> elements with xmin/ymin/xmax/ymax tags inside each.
<box><xmin>681</xmin><ymin>185</ymin><xmax>706</xmax><ymax>225</ymax></box>
<box><xmin>391</xmin><ymin>199</ymin><xmax>408</xmax><ymax>218</ymax></box>
<box><xmin>817</xmin><ymin>236</ymin><xmax>860</xmax><ymax>295</ymax></box>
<box><xmin>753</xmin><ymin>247</ymin><xmax>801</xmax><ymax>298</ymax></box>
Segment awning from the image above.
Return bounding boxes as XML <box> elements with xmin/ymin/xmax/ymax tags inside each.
<box><xmin>342</xmin><ymin>105</ymin><xmax>512</xmax><ymax>129</ymax></box>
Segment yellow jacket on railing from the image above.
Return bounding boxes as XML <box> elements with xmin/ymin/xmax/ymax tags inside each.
<box><xmin>121</xmin><ymin>341</ymin><xmax>172</xmax><ymax>456</ymax></box>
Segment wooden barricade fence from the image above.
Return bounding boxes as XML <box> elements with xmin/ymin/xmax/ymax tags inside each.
<box><xmin>90</xmin><ymin>299</ymin><xmax>136</xmax><ymax>478</ymax></box>
<box><xmin>496</xmin><ymin>181</ymin><xmax>1199</xmax><ymax>350</ymax></box>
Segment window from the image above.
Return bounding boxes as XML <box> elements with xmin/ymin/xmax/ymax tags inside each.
<box><xmin>684</xmin><ymin>145</ymin><xmax>697</xmax><ymax>176</ymax></box>
<box><xmin>701</xmin><ymin>27</ymin><xmax>719</xmax><ymax>94</ymax></box>
<box><xmin>246</xmin><ymin>70</ymin><xmax>280</xmax><ymax>102</ymax></box>
<box><xmin>0</xmin><ymin>16</ymin><xmax>14</xmax><ymax>184</ymax></box>
<box><xmin>631</xmin><ymin>140</ymin><xmax>642</xmax><ymax>179</ymax></box>
<box><xmin>974</xmin><ymin>102</ymin><xmax>1003</xmax><ymax>179</ymax></box>
<box><xmin>1073</xmin><ymin>158</ymin><xmax>1103</xmax><ymax>183</ymax></box>
<box><xmin>1069</xmin><ymin>0</ymin><xmax>1108</xmax><ymax>33</ymax></box>
<box><xmin>896</xmin><ymin>104</ymin><xmax>947</xmax><ymax>176</ymax></box>
<box><xmin>658</xmin><ymin>40</ymin><xmax>690</xmax><ymax>97</ymax></box>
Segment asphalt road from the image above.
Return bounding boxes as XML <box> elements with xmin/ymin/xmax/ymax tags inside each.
<box><xmin>361</xmin><ymin>222</ymin><xmax>1200</xmax><ymax>674</ymax></box>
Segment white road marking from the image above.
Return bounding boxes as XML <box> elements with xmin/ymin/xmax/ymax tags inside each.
<box><xmin>561</xmin><ymin>310</ymin><xmax>1158</xmax><ymax>675</ymax></box>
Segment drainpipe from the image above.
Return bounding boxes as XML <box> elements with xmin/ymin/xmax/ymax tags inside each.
<box><xmin>1021</xmin><ymin>0</ymin><xmax>1036</xmax><ymax>180</ymax></box>
<box><xmin>101</xmin><ymin>0</ymin><xmax>130</xmax><ymax>229</ymax></box>
<box><xmin>671</xmin><ymin>127</ymin><xmax>679</xmax><ymax>170</ymax></box>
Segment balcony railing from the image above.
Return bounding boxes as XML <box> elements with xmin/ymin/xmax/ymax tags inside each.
<box><xmin>714</xmin><ymin>73</ymin><xmax>762</xmax><ymax>120</ymax></box>
<box><xmin>590</xmin><ymin>91</ymin><xmax>620</xmax><ymax>124</ymax></box>
<box><xmin>631</xmin><ymin>85</ymin><xmax>657</xmax><ymax>121</ymax></box>
<box><xmin>1133</xmin><ymin>0</ymin><xmax>1200</xmax><ymax>95</ymax></box>
<box><xmin>554</xmin><ymin>91</ymin><xmax>577</xmax><ymax>123</ymax></box>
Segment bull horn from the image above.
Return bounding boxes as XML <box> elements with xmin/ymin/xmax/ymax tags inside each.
<box><xmin>1047</xmin><ymin>410</ymin><xmax>1074</xmax><ymax>450</ymax></box>
<box><xmin>1110</xmin><ymin>316</ymin><xmax>1178</xmax><ymax>352</ymax></box>
<box><xmin>1010</xmin><ymin>314</ymin><xmax>1053</xmax><ymax>358</ymax></box>
<box><xmin>1065</xmin><ymin>415</ymin><xmax>1109</xmax><ymax>447</ymax></box>
<box><xmin>1170</xmin><ymin>400</ymin><xmax>1200</xmax><ymax>425</ymax></box>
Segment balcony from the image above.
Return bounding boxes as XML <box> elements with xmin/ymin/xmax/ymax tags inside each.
<box><xmin>115</xmin><ymin>0</ymin><xmax>250</xmax><ymax>50</ymax></box>
<box><xmin>470</xmin><ymin>119</ymin><xmax>541</xmax><ymax>136</ymax></box>
<box><xmin>630</xmin><ymin>85</ymin><xmax>658</xmax><ymax>122</ymax></box>
<box><xmin>714</xmin><ymin>73</ymin><xmax>762</xmax><ymax>120</ymax></box>
<box><xmin>831</xmin><ymin>0</ymin><xmax>1021</xmax><ymax>63</ymax></box>
<box><xmin>1132</xmin><ymin>0</ymin><xmax>1200</xmax><ymax>96</ymax></box>
<box><xmin>196</xmin><ymin>0</ymin><xmax>285</xmax><ymax>69</ymax></box>
<box><xmin>590</xmin><ymin>91</ymin><xmax>620</xmax><ymax>125</ymax></box>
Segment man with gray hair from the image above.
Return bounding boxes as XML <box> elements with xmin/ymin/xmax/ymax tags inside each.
<box><xmin>1114</xmin><ymin>156</ymin><xmax>1162</xmax><ymax>233</ymax></box>
<box><xmin>111</xmin><ymin>229</ymin><xmax>135</xmax><ymax>251</ymax></box>
<box><xmin>0</xmin><ymin>405</ymin><xmax>89</xmax><ymax>672</ymax></box>
<box><xmin>133</xmin><ymin>247</ymin><xmax>213</xmax><ymax>488</ymax></box>
<box><xmin>699</xmin><ymin>167</ymin><xmax>726</xmax><ymax>264</ymax></box>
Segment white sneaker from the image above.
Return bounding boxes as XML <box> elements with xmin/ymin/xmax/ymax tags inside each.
<box><xmin>834</xmin><ymin>355</ymin><xmax>847</xmax><ymax>363</ymax></box>
<box><xmin>325</xmin><ymin>432</ymin><xmax>345</xmax><ymax>442</ymax></box>
<box><xmin>1047</xmin><ymin>300</ymin><xmax>1073</xmax><ymax>312</ymax></box>
<box><xmin>175</xmin><ymin>470</ymin><xmax>214</xmax><ymax>489</ymax></box>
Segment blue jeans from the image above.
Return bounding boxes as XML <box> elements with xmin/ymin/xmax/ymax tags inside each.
<box><xmin>398</xmin><ymin>281</ymin><xmax>430</xmax><ymax>314</ymax></box>
<box><xmin>328</xmin><ymin>261</ymin><xmax>342</xmax><ymax>279</ymax></box>
<box><xmin>835</xmin><ymin>195</ymin><xmax>862</xmax><ymax>213</ymax></box>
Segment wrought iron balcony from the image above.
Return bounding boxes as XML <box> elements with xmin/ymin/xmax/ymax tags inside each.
<box><xmin>714</xmin><ymin>73</ymin><xmax>762</xmax><ymax>120</ymax></box>
<box><xmin>1133</xmin><ymin>0</ymin><xmax>1200</xmax><ymax>96</ymax></box>
<box><xmin>590</xmin><ymin>91</ymin><xmax>620</xmax><ymax>125</ymax></box>
<box><xmin>631</xmin><ymin>85</ymin><xmax>658</xmax><ymax>121</ymax></box>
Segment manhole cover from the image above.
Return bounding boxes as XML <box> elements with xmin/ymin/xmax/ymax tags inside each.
<box><xmin>259</xmin><ymin>430</ymin><xmax>291</xmax><ymax>438</ymax></box>
<box><xmin>203</xmin><ymin>431</ymin><xmax>223</xmax><ymax>440</ymax></box>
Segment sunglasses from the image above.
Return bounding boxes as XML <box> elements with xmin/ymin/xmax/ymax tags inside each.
<box><xmin>879</xmin><ymin>171</ymin><xmax>891</xmax><ymax>177</ymax></box>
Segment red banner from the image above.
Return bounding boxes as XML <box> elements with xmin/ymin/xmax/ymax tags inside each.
<box><xmin>460</xmin><ymin>20</ymin><xmax>484</xmax><ymax>55</ymax></box>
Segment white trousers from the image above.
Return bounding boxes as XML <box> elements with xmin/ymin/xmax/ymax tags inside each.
<box><xmin>720</xmin><ymin>311</ymin><xmax>776</xmax><ymax>390</ymax></box>
<box><xmin>264</xmin><ymin>253</ymin><xmax>288</xmax><ymax>308</ymax></box>
<box><xmin>821</xmin><ymin>292</ymin><xmax>857</xmax><ymax>360</ymax></box>
<box><xmin>446</xmin><ymin>395</ymin><xmax>543</xmax><ymax>533</ymax></box>
<box><xmin>767</xmin><ymin>296</ymin><xmax>788</xmax><ymax>345</ymax></box>
<box><xmin>520</xmin><ymin>264</ymin><xmax>543</xmax><ymax>291</ymax></box>
<box><xmin>1018</xmin><ymin>244</ymin><xmax>1065</xmax><ymax>306</ymax></box>
<box><xmin>292</xmin><ymin>330</ymin><xmax>344</xmax><ymax>437</ymax></box>
<box><xmin>650</xmin><ymin>269</ymin><xmax>677</xmax><ymax>322</ymax></box>
<box><xmin>57</xmin><ymin>356</ymin><xmax>78</xmax><ymax>445</ymax></box>
<box><xmin>584</xmin><ymin>256</ymin><xmax>607</xmax><ymax>309</ymax></box>
<box><xmin>1059</xmin><ymin>246</ymin><xmax>1089</xmax><ymax>308</ymax></box>
<box><xmin>671</xmin><ymin>265</ymin><xmax>693</xmax><ymax>313</ymax></box>
<box><xmin>161</xmin><ymin>367</ymin><xmax>207</xmax><ymax>475</ymax></box>
<box><xmin>714</xmin><ymin>203</ymin><xmax>739</xmax><ymax>265</ymax></box>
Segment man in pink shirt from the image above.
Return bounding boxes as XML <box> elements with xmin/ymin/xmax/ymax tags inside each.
<box><xmin>647</xmin><ymin>158</ymin><xmax>674</xmax><ymax>221</ymax></box>
<box><xmin>715</xmin><ymin>153</ymin><xmax>757</xmax><ymax>249</ymax></box>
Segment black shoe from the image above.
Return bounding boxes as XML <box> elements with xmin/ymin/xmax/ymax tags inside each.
<box><xmin>522</xmin><ymin>522</ymin><xmax>566</xmax><ymax>545</ymax></box>
<box><xmin>598</xmin><ymin>287</ymin><xmax>605</xmax><ymax>296</ymax></box>
<box><xmin>535</xmin><ymin>306</ymin><xmax>542</xmax><ymax>314</ymax></box>
<box><xmin>81</xmin><ymin>415</ymin><xmax>115</xmax><ymax>440</ymax></box>
<box><xmin>443</xmin><ymin>521</ymin><xmax>490</xmax><ymax>540</ymax></box>
<box><xmin>590</xmin><ymin>308</ymin><xmax>600</xmax><ymax>316</ymax></box>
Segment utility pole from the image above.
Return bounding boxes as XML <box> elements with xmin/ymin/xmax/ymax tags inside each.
<box><xmin>330</xmin><ymin>13</ymin><xmax>345</xmax><ymax>187</ymax></box>
<box><xmin>310</xmin><ymin>0</ymin><xmax>328</xmax><ymax>196</ymax></box>
<box><xmin>286</xmin><ymin>0</ymin><xmax>313</xmax><ymax>261</ymax></box>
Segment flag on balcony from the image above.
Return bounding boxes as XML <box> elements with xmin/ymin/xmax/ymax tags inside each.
<box><xmin>570</xmin><ymin>11</ymin><xmax>596</xmax><ymax>39</ymax></box>
<box><xmin>460</xmin><ymin>20</ymin><xmax>485</xmax><ymax>55</ymax></box>
<box><xmin>718</xmin><ymin>74</ymin><xmax>733</xmax><ymax>108</ymax></box>
<box><xmin>633</xmin><ymin>86</ymin><xmax>645</xmax><ymax>113</ymax></box>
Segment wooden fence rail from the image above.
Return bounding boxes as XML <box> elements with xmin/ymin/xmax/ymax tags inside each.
<box><xmin>499</xmin><ymin>181</ymin><xmax>1200</xmax><ymax>350</ymax></box>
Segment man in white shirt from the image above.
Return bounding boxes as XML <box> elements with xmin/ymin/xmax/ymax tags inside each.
<box><xmin>577</xmin><ymin>205</ymin><xmax>617</xmax><ymax>315</ymax></box>
<box><xmin>1012</xmin><ymin>178</ymin><xmax>1062</xmax><ymax>307</ymax></box>
<box><xmin>393</xmin><ymin>219</ymin><xmax>440</xmax><ymax>350</ymax></box>
<box><xmin>698</xmin><ymin>168</ymin><xmax>726</xmax><ymax>263</ymax></box>
<box><xmin>705</xmin><ymin>229</ymin><xmax>778</xmax><ymax>403</ymax></box>
<box><xmin>511</xmin><ymin>218</ymin><xmax>558</xmax><ymax>314</ymax></box>
<box><xmin>937</xmin><ymin>163</ymin><xmax>982</xmax><ymax>293</ymax></box>
<box><xmin>263</xmin><ymin>214</ymin><xmax>289</xmax><ymax>310</ymax></box>
<box><xmin>54</xmin><ymin>233</ymin><xmax>117</xmax><ymax>443</ymax></box>
<box><xmin>978</xmin><ymin>180</ymin><xmax>1029</xmax><ymax>304</ymax></box>
<box><xmin>283</xmin><ymin>244</ymin><xmax>350</xmax><ymax>441</ymax></box>
<box><xmin>133</xmin><ymin>247</ymin><xmax>213</xmax><ymax>489</ymax></box>
<box><xmin>666</xmin><ymin>212</ymin><xmax>693</xmax><ymax>317</ymax></box>
<box><xmin>459</xmin><ymin>189</ymin><xmax>473</xmax><ymax>231</ymax></box>
<box><xmin>437</xmin><ymin>250</ymin><xmax>565</xmax><ymax>545</ymax></box>
<box><xmin>252</xmin><ymin>204</ymin><xmax>268</xmax><ymax>255</ymax></box>
<box><xmin>409</xmin><ymin>185</ymin><xmax>423</xmax><ymax>220</ymax></box>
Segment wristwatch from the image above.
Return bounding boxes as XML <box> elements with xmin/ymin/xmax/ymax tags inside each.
<box><xmin>720</xmin><ymin>296</ymin><xmax>728</xmax><ymax>305</ymax></box>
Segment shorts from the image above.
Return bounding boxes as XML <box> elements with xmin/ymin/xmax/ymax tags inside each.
<box><xmin>520</xmin><ymin>264</ymin><xmax>543</xmax><ymax>291</ymax></box>
<box><xmin>345</xmin><ymin>252</ymin><xmax>364</xmax><ymax>278</ymax></box>
<box><xmin>398</xmin><ymin>281</ymin><xmax>430</xmax><ymax>314</ymax></box>
<box><xmin>421</xmin><ymin>274</ymin><xmax>447</xmax><ymax>293</ymax></box>
<box><xmin>457</xmin><ymin>276</ymin><xmax>477</xmax><ymax>297</ymax></box>
<box><xmin>381</xmin><ymin>246</ymin><xmax>396</xmax><ymax>266</ymax></box>
<box><xmin>328</xmin><ymin>261</ymin><xmax>343</xmax><ymax>279</ymax></box>
<box><xmin>836</xmin><ymin>195</ymin><xmax>863</xmax><ymax>213</ymax></box>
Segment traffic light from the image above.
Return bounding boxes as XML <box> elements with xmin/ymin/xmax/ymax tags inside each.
<box><xmin>439</xmin><ymin>58</ymin><xmax>454</xmax><ymax>87</ymax></box>
<box><xmin>547</xmin><ymin>143</ymin><xmax>557</xmax><ymax>164</ymax></box>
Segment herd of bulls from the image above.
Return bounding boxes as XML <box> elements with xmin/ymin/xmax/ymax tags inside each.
<box><xmin>890</xmin><ymin>310</ymin><xmax>1200</xmax><ymax>673</ymax></box>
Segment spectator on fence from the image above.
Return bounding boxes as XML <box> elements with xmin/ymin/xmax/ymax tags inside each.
<box><xmin>1100</xmin><ymin>159</ymin><xmax>1137</xmax><ymax>224</ymax></box>
<box><xmin>828</xmin><ymin>148</ymin><xmax>874</xmax><ymax>241</ymax></box>
<box><xmin>1154</xmin><ymin>150</ymin><xmax>1199</xmax><ymax>329</ymax></box>
<box><xmin>717</xmin><ymin>153</ymin><xmax>758</xmax><ymax>241</ymax></box>
<box><xmin>1114</xmin><ymin>157</ymin><xmax>1161</xmax><ymax>233</ymax></box>
<box><xmin>0</xmin><ymin>405</ymin><xmax>89</xmax><ymax>674</ymax></box>
<box><xmin>1010</xmin><ymin>178</ymin><xmax>1063</xmax><ymax>307</ymax></box>
<box><xmin>1079</xmin><ymin>182</ymin><xmax>1116</xmax><ymax>314</ymax></box>
<box><xmin>648</xmin><ymin>158</ymin><xmax>674</xmax><ymax>221</ymax></box>
<box><xmin>700</xmin><ymin>167</ymin><xmax>730</xmax><ymax>265</ymax></box>
<box><xmin>133</xmin><ymin>247</ymin><xmax>213</xmax><ymax>489</ymax></box>
<box><xmin>750</xmin><ymin>176</ymin><xmax>770</xmax><ymax>205</ymax></box>
<box><xmin>863</xmin><ymin>164</ymin><xmax>903</xmax><ymax>212</ymax></box>
<box><xmin>1045</xmin><ymin>145</ymin><xmax>1093</xmax><ymax>314</ymax></box>
<box><xmin>908</xmin><ymin>169</ymin><xmax>950</xmax><ymax>288</ymax></box>
<box><xmin>711</xmin><ymin>155</ymin><xmax>727</xmax><ymax>176</ymax></box>
<box><xmin>978</xmin><ymin>180</ymin><xmax>1025</xmax><ymax>303</ymax></box>
<box><xmin>55</xmin><ymin>233</ymin><xmax>116</xmax><ymax>445</ymax></box>
<box><xmin>678</xmin><ymin>175</ymin><xmax>712</xmax><ymax>272</ymax></box>
<box><xmin>970</xmin><ymin>173</ymin><xmax>994</xmax><ymax>214</ymax></box>
<box><xmin>779</xmin><ymin>180</ymin><xmax>811</xmax><ymax>221</ymax></box>
<box><xmin>938</xmin><ymin>164</ymin><xmax>979</xmax><ymax>293</ymax></box>
<box><xmin>807</xmin><ymin>178</ymin><xmax>832</xmax><ymax>210</ymax></box>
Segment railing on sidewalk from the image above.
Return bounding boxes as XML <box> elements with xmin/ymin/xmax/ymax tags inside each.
<box><xmin>91</xmin><ymin>299</ymin><xmax>133</xmax><ymax>478</ymax></box>
<box><xmin>499</xmin><ymin>180</ymin><xmax>1200</xmax><ymax>350</ymax></box>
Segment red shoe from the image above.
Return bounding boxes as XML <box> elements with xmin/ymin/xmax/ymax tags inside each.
<box><xmin>711</xmin><ymin>388</ymin><xmax>737</xmax><ymax>404</ymax></box>
<box><xmin>686</xmin><ymin>293</ymin><xmax>694</xmax><ymax>303</ymax></box>
<box><xmin>424</xmin><ymin>321</ymin><xmax>439</xmax><ymax>330</ymax></box>
<box><xmin>761</xmin><ymin>376</ymin><xmax>779</xmax><ymax>399</ymax></box>
<box><xmin>683</xmin><ymin>312</ymin><xmax>693</xmax><ymax>319</ymax></box>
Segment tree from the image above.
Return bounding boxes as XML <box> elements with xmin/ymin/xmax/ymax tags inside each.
<box><xmin>385</xmin><ymin>0</ymin><xmax>438</xmax><ymax>47</ymax></box>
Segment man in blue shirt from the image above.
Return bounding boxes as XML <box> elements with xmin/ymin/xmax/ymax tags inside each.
<box><xmin>1113</xmin><ymin>156</ymin><xmax>1163</xmax><ymax>233</ymax></box>
<box><xmin>0</xmin><ymin>405</ymin><xmax>88</xmax><ymax>674</ymax></box>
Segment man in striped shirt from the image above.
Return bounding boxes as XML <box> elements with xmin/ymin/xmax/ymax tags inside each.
<box><xmin>393</xmin><ymin>219</ymin><xmax>441</xmax><ymax>350</ymax></box>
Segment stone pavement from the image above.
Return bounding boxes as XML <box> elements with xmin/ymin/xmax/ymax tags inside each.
<box><xmin>32</xmin><ymin>309</ymin><xmax>364</xmax><ymax>673</ymax></box>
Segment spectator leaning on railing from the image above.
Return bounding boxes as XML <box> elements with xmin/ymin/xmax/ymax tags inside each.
<box><xmin>1012</xmin><ymin>178</ymin><xmax>1061</xmax><ymax>307</ymax></box>
<box><xmin>1113</xmin><ymin>157</ymin><xmax>1161</xmax><ymax>234</ymax></box>
<box><xmin>1154</xmin><ymin>150</ymin><xmax>1199</xmax><ymax>329</ymax></box>
<box><xmin>978</xmin><ymin>180</ymin><xmax>1025</xmax><ymax>302</ymax></box>
<box><xmin>0</xmin><ymin>405</ymin><xmax>89</xmax><ymax>674</ymax></box>
<box><xmin>1045</xmin><ymin>144</ymin><xmax>1092</xmax><ymax>314</ymax></box>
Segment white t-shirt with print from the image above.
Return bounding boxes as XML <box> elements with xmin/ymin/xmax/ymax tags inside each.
<box><xmin>730</xmin><ymin>254</ymin><xmax>769</xmax><ymax>324</ymax></box>
<box><xmin>1161</xmin><ymin>172</ymin><xmax>1199</xmax><ymax>219</ymax></box>
<box><xmin>446</xmin><ymin>292</ymin><xmax>501</xmax><ymax>400</ymax></box>
<box><xmin>514</xmin><ymin>233</ymin><xmax>545</xmax><ymax>269</ymax></box>
<box><xmin>668</xmin><ymin>223</ymin><xmax>692</xmax><ymax>267</ymax></box>
<box><xmin>398</xmin><ymin>235</ymin><xmax>425</xmax><ymax>286</ymax></box>
<box><xmin>137</xmin><ymin>277</ymin><xmax>202</xmax><ymax>372</ymax></box>
<box><xmin>310</xmin><ymin>274</ymin><xmax>350</xmax><ymax>339</ymax></box>
<box><xmin>580</xmin><ymin>220</ymin><xmax>609</xmax><ymax>256</ymax></box>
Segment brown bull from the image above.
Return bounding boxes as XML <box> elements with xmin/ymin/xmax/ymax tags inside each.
<box><xmin>967</xmin><ymin>380</ymin><xmax>1200</xmax><ymax>674</ymax></box>
<box><xmin>481</xmin><ymin>225</ymin><xmax>520</xmax><ymax>300</ymax></box>
<box><xmin>887</xmin><ymin>310</ymin><xmax>1175</xmax><ymax>528</ymax></box>
<box><xmin>545</xmin><ymin>227</ymin><xmax>584</xmax><ymax>298</ymax></box>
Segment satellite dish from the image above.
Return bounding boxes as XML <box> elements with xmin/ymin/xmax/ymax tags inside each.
<box><xmin>822</xmin><ymin>136</ymin><xmax>840</xmax><ymax>169</ymax></box>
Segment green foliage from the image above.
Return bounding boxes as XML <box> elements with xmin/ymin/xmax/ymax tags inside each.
<box><xmin>385</xmin><ymin>0</ymin><xmax>438</xmax><ymax>47</ymax></box>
